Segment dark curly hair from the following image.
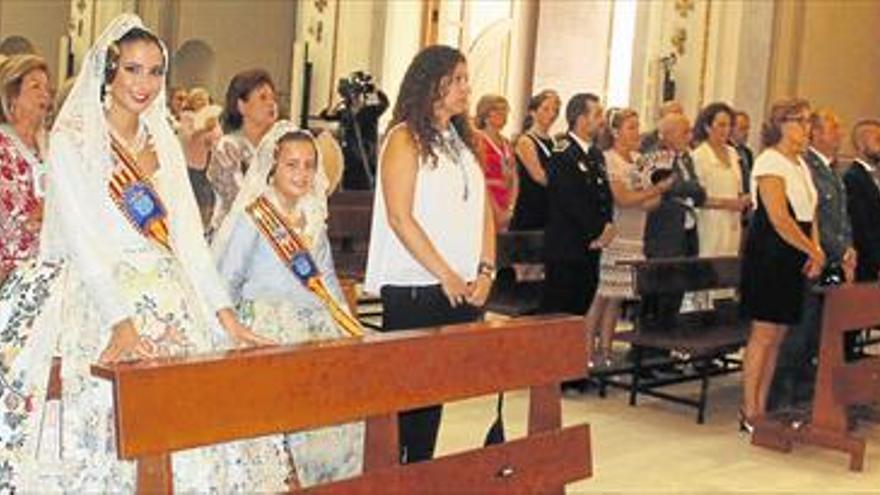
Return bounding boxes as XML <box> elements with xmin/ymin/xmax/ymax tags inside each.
<box><xmin>693</xmin><ymin>101</ymin><xmax>734</xmax><ymax>144</ymax></box>
<box><xmin>386</xmin><ymin>45</ymin><xmax>475</xmax><ymax>166</ymax></box>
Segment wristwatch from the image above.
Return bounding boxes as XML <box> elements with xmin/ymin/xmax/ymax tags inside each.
<box><xmin>477</xmin><ymin>261</ymin><xmax>497</xmax><ymax>281</ymax></box>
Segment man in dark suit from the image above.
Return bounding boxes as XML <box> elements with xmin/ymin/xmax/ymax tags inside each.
<box><xmin>542</xmin><ymin>93</ymin><xmax>615</xmax><ymax>317</ymax></box>
<box><xmin>844</xmin><ymin>119</ymin><xmax>880</xmax><ymax>283</ymax></box>
<box><xmin>640</xmin><ymin>113</ymin><xmax>706</xmax><ymax>330</ymax></box>
<box><xmin>730</xmin><ymin>110</ymin><xmax>754</xmax><ymax>194</ymax></box>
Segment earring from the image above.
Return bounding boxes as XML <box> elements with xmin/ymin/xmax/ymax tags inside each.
<box><xmin>103</xmin><ymin>87</ymin><xmax>113</xmax><ymax>111</ymax></box>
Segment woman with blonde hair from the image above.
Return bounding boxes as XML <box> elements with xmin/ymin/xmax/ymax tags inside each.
<box><xmin>0</xmin><ymin>54</ymin><xmax>51</xmax><ymax>282</ymax></box>
<box><xmin>475</xmin><ymin>94</ymin><xmax>517</xmax><ymax>231</ymax></box>
<box><xmin>585</xmin><ymin>108</ymin><xmax>673</xmax><ymax>366</ymax></box>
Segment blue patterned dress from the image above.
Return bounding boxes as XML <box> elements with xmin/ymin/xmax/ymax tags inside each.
<box><xmin>216</xmin><ymin>211</ymin><xmax>364</xmax><ymax>489</ymax></box>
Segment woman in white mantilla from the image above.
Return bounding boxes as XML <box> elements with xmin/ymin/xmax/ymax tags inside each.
<box><xmin>0</xmin><ymin>15</ymin><xmax>270</xmax><ymax>492</ymax></box>
<box><xmin>213</xmin><ymin>120</ymin><xmax>364</xmax><ymax>489</ymax></box>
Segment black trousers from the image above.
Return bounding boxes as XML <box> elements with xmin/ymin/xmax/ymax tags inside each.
<box><xmin>541</xmin><ymin>252</ymin><xmax>600</xmax><ymax>315</ymax></box>
<box><xmin>380</xmin><ymin>285</ymin><xmax>482</xmax><ymax>463</ymax></box>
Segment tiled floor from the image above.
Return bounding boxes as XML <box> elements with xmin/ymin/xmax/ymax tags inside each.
<box><xmin>435</xmin><ymin>374</ymin><xmax>880</xmax><ymax>493</ymax></box>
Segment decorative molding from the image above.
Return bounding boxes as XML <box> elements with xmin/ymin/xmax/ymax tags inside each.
<box><xmin>671</xmin><ymin>28</ymin><xmax>687</xmax><ymax>55</ymax></box>
<box><xmin>328</xmin><ymin>0</ymin><xmax>341</xmax><ymax>105</ymax></box>
<box><xmin>675</xmin><ymin>0</ymin><xmax>695</xmax><ymax>18</ymax></box>
<box><xmin>697</xmin><ymin>0</ymin><xmax>712</xmax><ymax>109</ymax></box>
<box><xmin>421</xmin><ymin>0</ymin><xmax>440</xmax><ymax>47</ymax></box>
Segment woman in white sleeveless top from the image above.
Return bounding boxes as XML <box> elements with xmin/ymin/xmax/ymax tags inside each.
<box><xmin>364</xmin><ymin>45</ymin><xmax>495</xmax><ymax>464</ymax></box>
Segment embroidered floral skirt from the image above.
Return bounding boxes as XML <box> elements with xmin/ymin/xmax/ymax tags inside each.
<box><xmin>235</xmin><ymin>298</ymin><xmax>365</xmax><ymax>488</ymax></box>
<box><xmin>0</xmin><ymin>252</ymin><xmax>237</xmax><ymax>492</ymax></box>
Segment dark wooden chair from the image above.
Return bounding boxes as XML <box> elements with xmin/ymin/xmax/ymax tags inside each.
<box><xmin>752</xmin><ymin>283</ymin><xmax>880</xmax><ymax>471</ymax></box>
<box><xmin>93</xmin><ymin>316</ymin><xmax>592</xmax><ymax>493</ymax></box>
<box><xmin>596</xmin><ymin>256</ymin><xmax>748</xmax><ymax>423</ymax></box>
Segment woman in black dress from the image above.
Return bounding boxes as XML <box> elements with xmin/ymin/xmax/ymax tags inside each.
<box><xmin>740</xmin><ymin>98</ymin><xmax>823</xmax><ymax>429</ymax></box>
<box><xmin>509</xmin><ymin>89</ymin><xmax>560</xmax><ymax>230</ymax></box>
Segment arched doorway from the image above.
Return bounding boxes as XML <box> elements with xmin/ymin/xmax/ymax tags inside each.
<box><xmin>172</xmin><ymin>39</ymin><xmax>217</xmax><ymax>97</ymax></box>
<box><xmin>0</xmin><ymin>35</ymin><xmax>37</xmax><ymax>56</ymax></box>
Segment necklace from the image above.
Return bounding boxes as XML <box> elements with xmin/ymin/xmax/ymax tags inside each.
<box><xmin>440</xmin><ymin>126</ymin><xmax>470</xmax><ymax>202</ymax></box>
<box><xmin>109</xmin><ymin>121</ymin><xmax>152</xmax><ymax>157</ymax></box>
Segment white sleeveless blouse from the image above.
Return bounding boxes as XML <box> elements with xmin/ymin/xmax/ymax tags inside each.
<box><xmin>364</xmin><ymin>125</ymin><xmax>485</xmax><ymax>293</ymax></box>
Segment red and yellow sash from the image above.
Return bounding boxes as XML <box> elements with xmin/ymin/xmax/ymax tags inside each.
<box><xmin>107</xmin><ymin>136</ymin><xmax>172</xmax><ymax>252</ymax></box>
<box><xmin>246</xmin><ymin>195</ymin><xmax>363</xmax><ymax>337</ymax></box>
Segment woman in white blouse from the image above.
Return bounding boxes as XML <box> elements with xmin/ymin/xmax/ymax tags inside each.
<box><xmin>739</xmin><ymin>98</ymin><xmax>823</xmax><ymax>431</ymax></box>
<box><xmin>365</xmin><ymin>45</ymin><xmax>495</xmax><ymax>464</ymax></box>
<box><xmin>692</xmin><ymin>102</ymin><xmax>751</xmax><ymax>257</ymax></box>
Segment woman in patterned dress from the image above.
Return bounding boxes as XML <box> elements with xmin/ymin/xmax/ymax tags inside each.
<box><xmin>0</xmin><ymin>15</ymin><xmax>271</xmax><ymax>492</ymax></box>
<box><xmin>0</xmin><ymin>54</ymin><xmax>51</xmax><ymax>284</ymax></box>
<box><xmin>213</xmin><ymin>121</ymin><xmax>363</xmax><ymax>489</ymax></box>
<box><xmin>584</xmin><ymin>108</ymin><xmax>673</xmax><ymax>366</ymax></box>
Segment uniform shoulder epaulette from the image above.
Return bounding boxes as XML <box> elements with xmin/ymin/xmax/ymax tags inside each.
<box><xmin>554</xmin><ymin>135</ymin><xmax>572</xmax><ymax>153</ymax></box>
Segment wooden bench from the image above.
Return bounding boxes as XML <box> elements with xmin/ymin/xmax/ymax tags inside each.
<box><xmin>752</xmin><ymin>283</ymin><xmax>880</xmax><ymax>471</ymax></box>
<box><xmin>595</xmin><ymin>256</ymin><xmax>748</xmax><ymax>424</ymax></box>
<box><xmin>486</xmin><ymin>230</ymin><xmax>545</xmax><ymax>317</ymax></box>
<box><xmin>92</xmin><ymin>316</ymin><xmax>592</xmax><ymax>493</ymax></box>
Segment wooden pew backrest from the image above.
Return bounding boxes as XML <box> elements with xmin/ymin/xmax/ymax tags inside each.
<box><xmin>627</xmin><ymin>256</ymin><xmax>741</xmax><ymax>296</ymax></box>
<box><xmin>92</xmin><ymin>316</ymin><xmax>586</xmax><ymax>459</ymax></box>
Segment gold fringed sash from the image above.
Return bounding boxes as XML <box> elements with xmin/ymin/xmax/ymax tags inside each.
<box><xmin>108</xmin><ymin>137</ymin><xmax>172</xmax><ymax>252</ymax></box>
<box><xmin>246</xmin><ymin>195</ymin><xmax>363</xmax><ymax>337</ymax></box>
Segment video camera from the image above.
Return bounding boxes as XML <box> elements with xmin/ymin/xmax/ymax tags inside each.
<box><xmin>337</xmin><ymin>71</ymin><xmax>375</xmax><ymax>102</ymax></box>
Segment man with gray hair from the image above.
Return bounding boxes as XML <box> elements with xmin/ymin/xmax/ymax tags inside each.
<box><xmin>640</xmin><ymin>112</ymin><xmax>706</xmax><ymax>330</ymax></box>
<box><xmin>639</xmin><ymin>100</ymin><xmax>684</xmax><ymax>152</ymax></box>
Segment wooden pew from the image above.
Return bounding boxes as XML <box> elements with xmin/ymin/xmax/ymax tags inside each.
<box><xmin>486</xmin><ymin>230</ymin><xmax>545</xmax><ymax>317</ymax></box>
<box><xmin>595</xmin><ymin>256</ymin><xmax>748</xmax><ymax>423</ymax></box>
<box><xmin>327</xmin><ymin>190</ymin><xmax>373</xmax><ymax>281</ymax></box>
<box><xmin>92</xmin><ymin>316</ymin><xmax>592</xmax><ymax>493</ymax></box>
<box><xmin>752</xmin><ymin>283</ymin><xmax>880</xmax><ymax>471</ymax></box>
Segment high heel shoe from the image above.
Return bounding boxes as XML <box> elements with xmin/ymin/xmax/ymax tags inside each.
<box><xmin>738</xmin><ymin>409</ymin><xmax>755</xmax><ymax>434</ymax></box>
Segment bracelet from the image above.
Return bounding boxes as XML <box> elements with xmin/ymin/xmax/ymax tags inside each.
<box><xmin>477</xmin><ymin>260</ymin><xmax>496</xmax><ymax>280</ymax></box>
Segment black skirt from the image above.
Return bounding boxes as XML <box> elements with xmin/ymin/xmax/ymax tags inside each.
<box><xmin>740</xmin><ymin>199</ymin><xmax>810</xmax><ymax>325</ymax></box>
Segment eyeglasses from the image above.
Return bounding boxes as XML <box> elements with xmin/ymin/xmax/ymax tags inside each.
<box><xmin>784</xmin><ymin>115</ymin><xmax>812</xmax><ymax>127</ymax></box>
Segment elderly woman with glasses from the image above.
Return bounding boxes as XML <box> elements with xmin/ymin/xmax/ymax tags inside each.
<box><xmin>739</xmin><ymin>98</ymin><xmax>823</xmax><ymax>431</ymax></box>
